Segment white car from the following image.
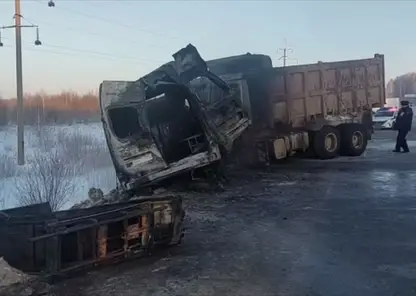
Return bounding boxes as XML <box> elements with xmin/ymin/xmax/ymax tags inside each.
<box><xmin>372</xmin><ymin>107</ymin><xmax>381</xmax><ymax>114</ymax></box>
<box><xmin>372</xmin><ymin>107</ymin><xmax>398</xmax><ymax>130</ymax></box>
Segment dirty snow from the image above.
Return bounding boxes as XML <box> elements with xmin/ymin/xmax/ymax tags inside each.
<box><xmin>0</xmin><ymin>123</ymin><xmax>117</xmax><ymax>210</ymax></box>
<box><xmin>0</xmin><ymin>257</ymin><xmax>31</xmax><ymax>287</ymax></box>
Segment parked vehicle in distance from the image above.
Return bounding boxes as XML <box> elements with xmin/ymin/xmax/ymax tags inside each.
<box><xmin>372</xmin><ymin>107</ymin><xmax>381</xmax><ymax>115</ymax></box>
<box><xmin>404</xmin><ymin>94</ymin><xmax>416</xmax><ymax>109</ymax></box>
<box><xmin>385</xmin><ymin>97</ymin><xmax>401</xmax><ymax>109</ymax></box>
<box><xmin>372</xmin><ymin>106</ymin><xmax>398</xmax><ymax>130</ymax></box>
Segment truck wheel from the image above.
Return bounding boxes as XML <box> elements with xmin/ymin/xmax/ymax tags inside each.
<box><xmin>340</xmin><ymin>123</ymin><xmax>367</xmax><ymax>156</ymax></box>
<box><xmin>313</xmin><ymin>126</ymin><xmax>340</xmax><ymax>159</ymax></box>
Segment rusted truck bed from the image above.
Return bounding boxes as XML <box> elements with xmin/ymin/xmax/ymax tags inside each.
<box><xmin>268</xmin><ymin>54</ymin><xmax>385</xmax><ymax>127</ymax></box>
<box><xmin>237</xmin><ymin>54</ymin><xmax>386</xmax><ymax>129</ymax></box>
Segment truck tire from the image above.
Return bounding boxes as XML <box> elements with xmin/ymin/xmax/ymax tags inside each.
<box><xmin>339</xmin><ymin>123</ymin><xmax>367</xmax><ymax>156</ymax></box>
<box><xmin>312</xmin><ymin>126</ymin><xmax>340</xmax><ymax>159</ymax></box>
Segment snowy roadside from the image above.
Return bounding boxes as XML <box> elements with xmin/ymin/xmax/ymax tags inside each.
<box><xmin>0</xmin><ymin>257</ymin><xmax>52</xmax><ymax>296</ymax></box>
<box><xmin>0</xmin><ymin>123</ymin><xmax>117</xmax><ymax>210</ymax></box>
<box><xmin>0</xmin><ymin>166</ymin><xmax>116</xmax><ymax>210</ymax></box>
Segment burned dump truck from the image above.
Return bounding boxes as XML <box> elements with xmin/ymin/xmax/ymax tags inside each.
<box><xmin>0</xmin><ymin>195</ymin><xmax>184</xmax><ymax>279</ymax></box>
<box><xmin>194</xmin><ymin>51</ymin><xmax>385</xmax><ymax>165</ymax></box>
<box><xmin>100</xmin><ymin>44</ymin><xmax>385</xmax><ymax>188</ymax></box>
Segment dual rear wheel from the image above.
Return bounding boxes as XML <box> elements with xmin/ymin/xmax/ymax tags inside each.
<box><xmin>312</xmin><ymin>124</ymin><xmax>367</xmax><ymax>159</ymax></box>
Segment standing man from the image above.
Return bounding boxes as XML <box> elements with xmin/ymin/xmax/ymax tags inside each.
<box><xmin>393</xmin><ymin>100</ymin><xmax>413</xmax><ymax>153</ymax></box>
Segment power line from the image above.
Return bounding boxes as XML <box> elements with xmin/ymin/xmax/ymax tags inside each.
<box><xmin>23</xmin><ymin>17</ymin><xmax>168</xmax><ymax>51</ymax></box>
<box><xmin>2</xmin><ymin>10</ymin><xmax>168</xmax><ymax>64</ymax></box>
<box><xmin>28</xmin><ymin>0</ymin><xmax>244</xmax><ymax>60</ymax></box>
<box><xmin>26</xmin><ymin>46</ymin><xmax>158</xmax><ymax>65</ymax></box>
<box><xmin>41</xmin><ymin>43</ymin><xmax>162</xmax><ymax>63</ymax></box>
<box><xmin>26</xmin><ymin>0</ymin><xmax>195</xmax><ymax>61</ymax></box>
<box><xmin>33</xmin><ymin>0</ymin><xmax>185</xmax><ymax>41</ymax></box>
<box><xmin>80</xmin><ymin>0</ymin><xmax>188</xmax><ymax>40</ymax></box>
<box><xmin>1</xmin><ymin>35</ymin><xmax>164</xmax><ymax>64</ymax></box>
<box><xmin>2</xmin><ymin>43</ymin><xmax>158</xmax><ymax>65</ymax></box>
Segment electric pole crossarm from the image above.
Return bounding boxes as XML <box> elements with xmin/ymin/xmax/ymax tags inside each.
<box><xmin>277</xmin><ymin>40</ymin><xmax>296</xmax><ymax>67</ymax></box>
<box><xmin>2</xmin><ymin>25</ymin><xmax>38</xmax><ymax>29</ymax></box>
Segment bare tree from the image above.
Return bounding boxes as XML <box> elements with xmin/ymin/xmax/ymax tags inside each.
<box><xmin>33</xmin><ymin>124</ymin><xmax>55</xmax><ymax>153</ymax></box>
<box><xmin>0</xmin><ymin>154</ymin><xmax>17</xmax><ymax>179</ymax></box>
<box><xmin>15</xmin><ymin>150</ymin><xmax>78</xmax><ymax>211</ymax></box>
<box><xmin>0</xmin><ymin>181</ymin><xmax>5</xmax><ymax>210</ymax></box>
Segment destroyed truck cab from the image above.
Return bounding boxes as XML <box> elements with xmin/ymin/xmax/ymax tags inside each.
<box><xmin>99</xmin><ymin>44</ymin><xmax>250</xmax><ymax>190</ymax></box>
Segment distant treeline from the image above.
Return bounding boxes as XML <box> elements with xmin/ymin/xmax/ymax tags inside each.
<box><xmin>0</xmin><ymin>91</ymin><xmax>100</xmax><ymax>126</ymax></box>
<box><xmin>6</xmin><ymin>75</ymin><xmax>414</xmax><ymax>126</ymax></box>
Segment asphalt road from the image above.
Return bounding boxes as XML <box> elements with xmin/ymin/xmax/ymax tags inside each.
<box><xmin>55</xmin><ymin>129</ymin><xmax>416</xmax><ymax>296</ymax></box>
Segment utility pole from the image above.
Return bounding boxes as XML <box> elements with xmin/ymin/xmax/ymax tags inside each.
<box><xmin>15</xmin><ymin>0</ymin><xmax>24</xmax><ymax>165</ymax></box>
<box><xmin>0</xmin><ymin>0</ymin><xmax>44</xmax><ymax>165</ymax></box>
<box><xmin>277</xmin><ymin>39</ymin><xmax>298</xmax><ymax>67</ymax></box>
<box><xmin>279</xmin><ymin>47</ymin><xmax>291</xmax><ymax>67</ymax></box>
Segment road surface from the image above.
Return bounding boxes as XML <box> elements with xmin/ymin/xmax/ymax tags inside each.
<box><xmin>55</xmin><ymin>130</ymin><xmax>416</xmax><ymax>296</ymax></box>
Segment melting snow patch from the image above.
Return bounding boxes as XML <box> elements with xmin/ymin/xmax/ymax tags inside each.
<box><xmin>0</xmin><ymin>257</ymin><xmax>32</xmax><ymax>287</ymax></box>
<box><xmin>186</xmin><ymin>210</ymin><xmax>221</xmax><ymax>222</ymax></box>
<box><xmin>275</xmin><ymin>181</ymin><xmax>297</xmax><ymax>186</ymax></box>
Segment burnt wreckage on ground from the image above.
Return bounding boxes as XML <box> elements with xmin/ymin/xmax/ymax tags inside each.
<box><xmin>0</xmin><ymin>195</ymin><xmax>184</xmax><ymax>279</ymax></box>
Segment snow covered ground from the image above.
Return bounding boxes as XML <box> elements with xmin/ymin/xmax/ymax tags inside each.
<box><xmin>0</xmin><ymin>122</ymin><xmax>117</xmax><ymax>210</ymax></box>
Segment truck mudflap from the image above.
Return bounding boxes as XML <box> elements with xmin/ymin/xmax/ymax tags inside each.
<box><xmin>0</xmin><ymin>195</ymin><xmax>184</xmax><ymax>278</ymax></box>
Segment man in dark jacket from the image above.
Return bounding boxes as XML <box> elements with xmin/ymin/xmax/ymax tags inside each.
<box><xmin>393</xmin><ymin>100</ymin><xmax>413</xmax><ymax>153</ymax></box>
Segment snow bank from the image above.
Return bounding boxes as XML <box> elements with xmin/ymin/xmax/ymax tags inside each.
<box><xmin>0</xmin><ymin>258</ymin><xmax>51</xmax><ymax>296</ymax></box>
<box><xmin>0</xmin><ymin>257</ymin><xmax>32</xmax><ymax>287</ymax></box>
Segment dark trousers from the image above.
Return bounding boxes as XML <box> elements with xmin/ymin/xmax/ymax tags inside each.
<box><xmin>395</xmin><ymin>129</ymin><xmax>410</xmax><ymax>152</ymax></box>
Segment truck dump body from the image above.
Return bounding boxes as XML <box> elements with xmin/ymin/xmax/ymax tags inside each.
<box><xmin>258</xmin><ymin>54</ymin><xmax>385</xmax><ymax>129</ymax></box>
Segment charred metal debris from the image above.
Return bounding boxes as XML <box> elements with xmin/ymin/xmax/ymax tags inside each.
<box><xmin>120</xmin><ymin>44</ymin><xmax>234</xmax><ymax>150</ymax></box>
<box><xmin>101</xmin><ymin>44</ymin><xmax>250</xmax><ymax>191</ymax></box>
<box><xmin>0</xmin><ymin>195</ymin><xmax>184</xmax><ymax>279</ymax></box>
